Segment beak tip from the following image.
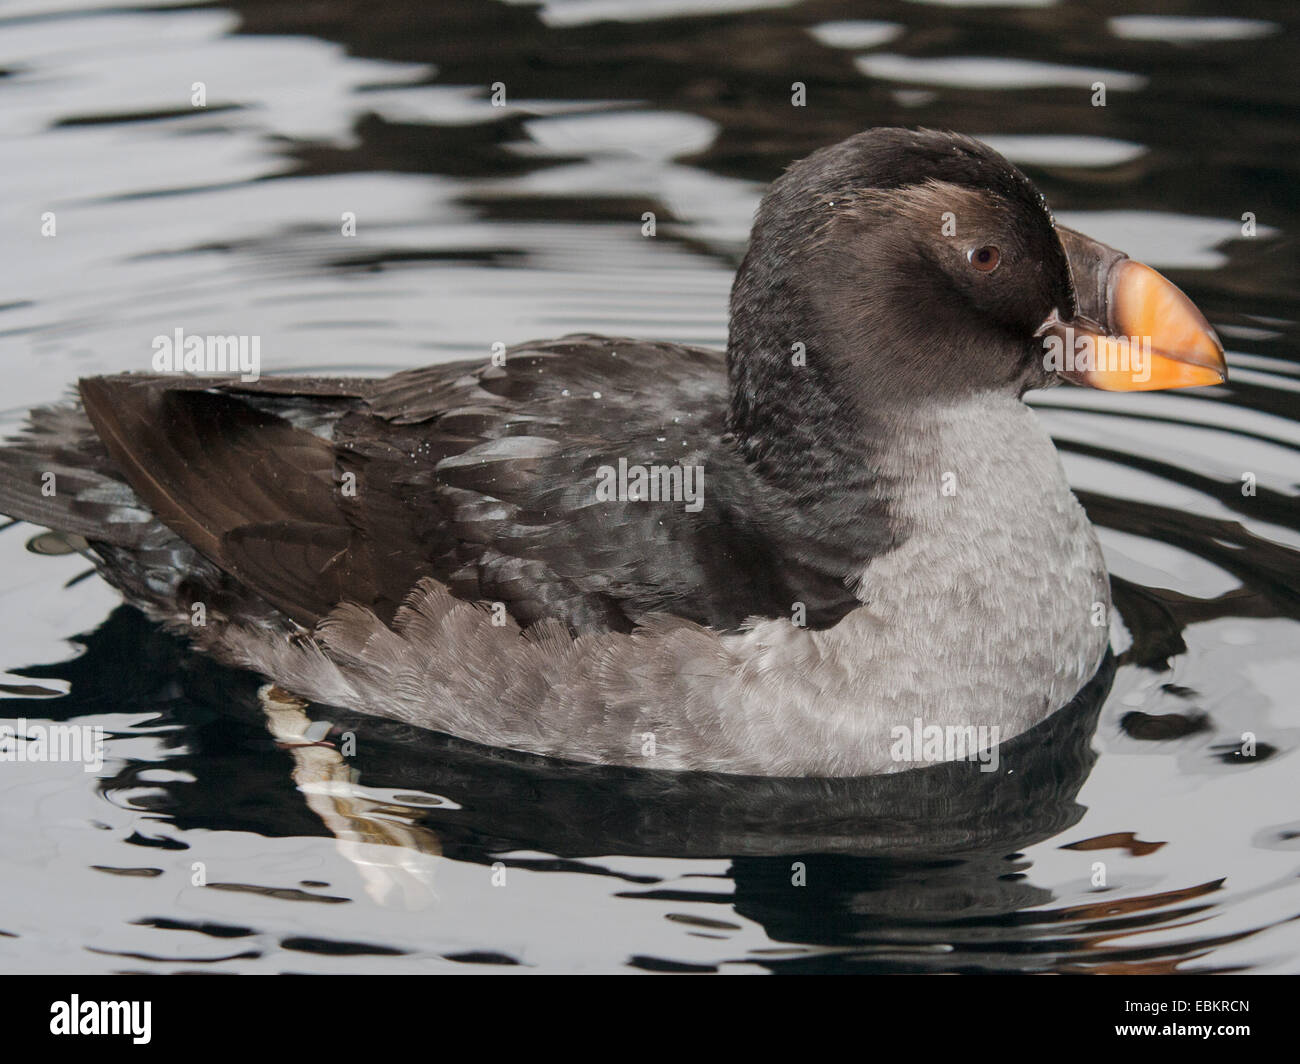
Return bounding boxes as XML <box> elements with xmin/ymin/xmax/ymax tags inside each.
<box><xmin>1200</xmin><ymin>328</ymin><xmax>1229</xmax><ymax>386</ymax></box>
<box><xmin>1212</xmin><ymin>335</ymin><xmax>1229</xmax><ymax>384</ymax></box>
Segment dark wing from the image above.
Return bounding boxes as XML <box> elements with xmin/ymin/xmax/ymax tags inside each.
<box><xmin>74</xmin><ymin>336</ymin><xmax>879</xmax><ymax>633</ymax></box>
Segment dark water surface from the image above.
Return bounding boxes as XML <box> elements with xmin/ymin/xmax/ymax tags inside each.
<box><xmin>1</xmin><ymin>0</ymin><xmax>1298</xmax><ymax>973</ymax></box>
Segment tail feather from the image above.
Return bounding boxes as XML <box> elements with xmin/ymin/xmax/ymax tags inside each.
<box><xmin>0</xmin><ymin>401</ymin><xmax>156</xmax><ymax>546</ymax></box>
<box><xmin>1</xmin><ymin>397</ymin><xmax>299</xmax><ymax>632</ymax></box>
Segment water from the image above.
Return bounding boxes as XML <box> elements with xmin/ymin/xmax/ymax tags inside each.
<box><xmin>0</xmin><ymin>0</ymin><xmax>1297</xmax><ymax>974</ymax></box>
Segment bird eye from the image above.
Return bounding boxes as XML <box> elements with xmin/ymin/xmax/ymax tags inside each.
<box><xmin>968</xmin><ymin>245</ymin><xmax>1000</xmax><ymax>273</ymax></box>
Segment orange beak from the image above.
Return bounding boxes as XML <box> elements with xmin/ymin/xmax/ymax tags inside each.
<box><xmin>1042</xmin><ymin>227</ymin><xmax>1227</xmax><ymax>391</ymax></box>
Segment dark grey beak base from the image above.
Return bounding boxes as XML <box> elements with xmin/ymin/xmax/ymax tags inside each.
<box><xmin>1055</xmin><ymin>225</ymin><xmax>1128</xmax><ymax>330</ymax></box>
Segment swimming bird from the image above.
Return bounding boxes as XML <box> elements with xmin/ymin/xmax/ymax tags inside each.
<box><xmin>0</xmin><ymin>128</ymin><xmax>1226</xmax><ymax>776</ymax></box>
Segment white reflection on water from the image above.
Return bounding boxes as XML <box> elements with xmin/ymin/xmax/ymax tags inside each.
<box><xmin>978</xmin><ymin>134</ymin><xmax>1146</xmax><ymax>169</ymax></box>
<box><xmin>504</xmin><ymin>0</ymin><xmax>798</xmax><ymax>28</ymax></box>
<box><xmin>1054</xmin><ymin>210</ymin><xmax>1276</xmax><ymax>270</ymax></box>
<box><xmin>858</xmin><ymin>54</ymin><xmax>1147</xmax><ymax>91</ymax></box>
<box><xmin>1108</xmin><ymin>16</ymin><xmax>1281</xmax><ymax>43</ymax></box>
<box><xmin>807</xmin><ymin>21</ymin><xmax>905</xmax><ymax>50</ymax></box>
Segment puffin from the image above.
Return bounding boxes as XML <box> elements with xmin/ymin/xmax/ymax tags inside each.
<box><xmin>0</xmin><ymin>128</ymin><xmax>1226</xmax><ymax>776</ymax></box>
